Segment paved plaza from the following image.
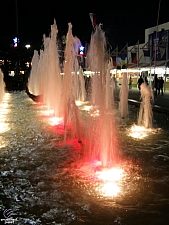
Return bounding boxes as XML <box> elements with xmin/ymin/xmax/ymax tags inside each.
<box><xmin>115</xmin><ymin>86</ymin><xmax>169</xmax><ymax>114</ymax></box>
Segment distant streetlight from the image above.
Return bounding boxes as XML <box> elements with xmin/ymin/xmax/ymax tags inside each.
<box><xmin>25</xmin><ymin>44</ymin><xmax>31</xmax><ymax>49</ymax></box>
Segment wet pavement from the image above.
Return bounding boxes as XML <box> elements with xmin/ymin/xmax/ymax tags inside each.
<box><xmin>1</xmin><ymin>92</ymin><xmax>169</xmax><ymax>225</ymax></box>
<box><xmin>115</xmin><ymin>86</ymin><xmax>169</xmax><ymax>114</ymax></box>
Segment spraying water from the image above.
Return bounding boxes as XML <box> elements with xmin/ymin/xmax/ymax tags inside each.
<box><xmin>28</xmin><ymin>50</ymin><xmax>40</xmax><ymax>95</ymax></box>
<box><xmin>138</xmin><ymin>82</ymin><xmax>154</xmax><ymax>128</ymax></box>
<box><xmin>119</xmin><ymin>72</ymin><xmax>128</xmax><ymax>119</ymax></box>
<box><xmin>28</xmin><ymin>21</ymin><xmax>120</xmax><ymax>167</ymax></box>
<box><xmin>83</xmin><ymin>25</ymin><xmax>120</xmax><ymax>167</ymax></box>
<box><xmin>28</xmin><ymin>21</ymin><xmax>86</xmax><ymax>142</ymax></box>
<box><xmin>0</xmin><ymin>69</ymin><xmax>6</xmax><ymax>103</ymax></box>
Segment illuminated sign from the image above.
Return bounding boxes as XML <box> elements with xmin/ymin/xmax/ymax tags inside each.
<box><xmin>13</xmin><ymin>37</ymin><xmax>19</xmax><ymax>48</ymax></box>
<box><xmin>79</xmin><ymin>46</ymin><xmax>84</xmax><ymax>55</ymax></box>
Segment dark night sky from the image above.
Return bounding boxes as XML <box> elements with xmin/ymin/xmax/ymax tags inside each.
<box><xmin>0</xmin><ymin>0</ymin><xmax>169</xmax><ymax>51</ymax></box>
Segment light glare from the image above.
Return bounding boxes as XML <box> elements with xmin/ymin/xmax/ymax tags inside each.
<box><xmin>48</xmin><ymin>117</ymin><xmax>63</xmax><ymax>126</ymax></box>
<box><xmin>95</xmin><ymin>168</ymin><xmax>124</xmax><ymax>197</ymax></box>
<box><xmin>128</xmin><ymin>124</ymin><xmax>152</xmax><ymax>139</ymax></box>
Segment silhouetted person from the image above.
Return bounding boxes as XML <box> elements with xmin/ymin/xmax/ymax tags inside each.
<box><xmin>152</xmin><ymin>74</ymin><xmax>159</xmax><ymax>95</ymax></box>
<box><xmin>158</xmin><ymin>76</ymin><xmax>164</xmax><ymax>95</ymax></box>
<box><xmin>137</xmin><ymin>75</ymin><xmax>144</xmax><ymax>90</ymax></box>
<box><xmin>144</xmin><ymin>76</ymin><xmax>149</xmax><ymax>85</ymax></box>
<box><xmin>84</xmin><ymin>76</ymin><xmax>91</xmax><ymax>97</ymax></box>
<box><xmin>129</xmin><ymin>76</ymin><xmax>132</xmax><ymax>89</ymax></box>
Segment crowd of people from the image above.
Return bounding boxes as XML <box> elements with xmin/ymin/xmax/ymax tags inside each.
<box><xmin>137</xmin><ymin>74</ymin><xmax>164</xmax><ymax>95</ymax></box>
<box><xmin>85</xmin><ymin>74</ymin><xmax>165</xmax><ymax>97</ymax></box>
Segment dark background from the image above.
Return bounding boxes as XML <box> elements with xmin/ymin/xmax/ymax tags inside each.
<box><xmin>0</xmin><ymin>0</ymin><xmax>168</xmax><ymax>52</ymax></box>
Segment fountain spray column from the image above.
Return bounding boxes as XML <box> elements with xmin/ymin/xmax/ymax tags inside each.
<box><xmin>43</xmin><ymin>20</ymin><xmax>62</xmax><ymax>115</ymax></box>
<box><xmin>28</xmin><ymin>50</ymin><xmax>40</xmax><ymax>95</ymax></box>
<box><xmin>76</xmin><ymin>67</ymin><xmax>86</xmax><ymax>102</ymax></box>
<box><xmin>60</xmin><ymin>23</ymin><xmax>84</xmax><ymax>141</ymax></box>
<box><xmin>84</xmin><ymin>25</ymin><xmax>120</xmax><ymax>167</ymax></box>
<box><xmin>0</xmin><ymin>69</ymin><xmax>5</xmax><ymax>103</ymax></box>
<box><xmin>138</xmin><ymin>82</ymin><xmax>154</xmax><ymax>128</ymax></box>
<box><xmin>28</xmin><ymin>20</ymin><xmax>62</xmax><ymax>117</ymax></box>
<box><xmin>119</xmin><ymin>72</ymin><xmax>129</xmax><ymax>119</ymax></box>
<box><xmin>106</xmin><ymin>58</ymin><xmax>115</xmax><ymax>110</ymax></box>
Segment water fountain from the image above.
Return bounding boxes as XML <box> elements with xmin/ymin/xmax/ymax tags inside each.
<box><xmin>0</xmin><ymin>69</ymin><xmax>5</xmax><ymax>103</ymax></box>
<box><xmin>28</xmin><ymin>21</ymin><xmax>86</xmax><ymax>143</ymax></box>
<box><xmin>119</xmin><ymin>72</ymin><xmax>128</xmax><ymax>119</ymax></box>
<box><xmin>82</xmin><ymin>25</ymin><xmax>120</xmax><ymax>167</ymax></box>
<box><xmin>27</xmin><ymin>22</ymin><xmax>121</xmax><ymax>168</ymax></box>
<box><xmin>138</xmin><ymin>82</ymin><xmax>154</xmax><ymax>128</ymax></box>
<box><xmin>1</xmin><ymin>20</ymin><xmax>169</xmax><ymax>225</ymax></box>
<box><xmin>27</xmin><ymin>50</ymin><xmax>40</xmax><ymax>95</ymax></box>
<box><xmin>28</xmin><ymin>19</ymin><xmax>62</xmax><ymax>115</ymax></box>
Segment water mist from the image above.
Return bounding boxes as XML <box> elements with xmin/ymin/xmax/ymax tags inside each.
<box><xmin>0</xmin><ymin>69</ymin><xmax>5</xmax><ymax>103</ymax></box>
<box><xmin>83</xmin><ymin>25</ymin><xmax>120</xmax><ymax>167</ymax></box>
<box><xmin>138</xmin><ymin>82</ymin><xmax>154</xmax><ymax>128</ymax></box>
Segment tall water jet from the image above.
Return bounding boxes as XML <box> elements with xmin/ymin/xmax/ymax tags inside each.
<box><xmin>60</xmin><ymin>23</ymin><xmax>84</xmax><ymax>141</ymax></box>
<box><xmin>28</xmin><ymin>50</ymin><xmax>40</xmax><ymax>95</ymax></box>
<box><xmin>119</xmin><ymin>72</ymin><xmax>128</xmax><ymax>119</ymax></box>
<box><xmin>106</xmin><ymin>58</ymin><xmax>115</xmax><ymax>110</ymax></box>
<box><xmin>138</xmin><ymin>82</ymin><xmax>154</xmax><ymax>128</ymax></box>
<box><xmin>28</xmin><ymin>19</ymin><xmax>62</xmax><ymax>116</ymax></box>
<box><xmin>76</xmin><ymin>67</ymin><xmax>86</xmax><ymax>102</ymax></box>
<box><xmin>0</xmin><ymin>69</ymin><xmax>5</xmax><ymax>103</ymax></box>
<box><xmin>83</xmin><ymin>25</ymin><xmax>120</xmax><ymax>167</ymax></box>
<box><xmin>27</xmin><ymin>20</ymin><xmax>86</xmax><ymax>142</ymax></box>
<box><xmin>42</xmin><ymin>20</ymin><xmax>62</xmax><ymax>115</ymax></box>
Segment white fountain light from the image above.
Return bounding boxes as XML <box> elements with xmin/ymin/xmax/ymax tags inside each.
<box><xmin>48</xmin><ymin>117</ymin><xmax>63</xmax><ymax>126</ymax></box>
<box><xmin>101</xmin><ymin>182</ymin><xmax>120</xmax><ymax>196</ymax></box>
<box><xmin>0</xmin><ymin>93</ymin><xmax>11</xmax><ymax>133</ymax></box>
<box><xmin>95</xmin><ymin>167</ymin><xmax>124</xmax><ymax>197</ymax></box>
<box><xmin>128</xmin><ymin>124</ymin><xmax>152</xmax><ymax>139</ymax></box>
<box><xmin>39</xmin><ymin>109</ymin><xmax>54</xmax><ymax>116</ymax></box>
<box><xmin>81</xmin><ymin>105</ymin><xmax>93</xmax><ymax>111</ymax></box>
<box><xmin>96</xmin><ymin>168</ymin><xmax>124</xmax><ymax>182</ymax></box>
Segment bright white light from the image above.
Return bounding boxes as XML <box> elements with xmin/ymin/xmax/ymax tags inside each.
<box><xmin>83</xmin><ymin>71</ymin><xmax>95</xmax><ymax>75</ymax></box>
<box><xmin>48</xmin><ymin>117</ymin><xmax>63</xmax><ymax>126</ymax></box>
<box><xmin>75</xmin><ymin>101</ymin><xmax>87</xmax><ymax>106</ymax></box>
<box><xmin>8</xmin><ymin>71</ymin><xmax>15</xmax><ymax>77</ymax></box>
<box><xmin>90</xmin><ymin>109</ymin><xmax>100</xmax><ymax>117</ymax></box>
<box><xmin>79</xmin><ymin>46</ymin><xmax>84</xmax><ymax>51</ymax></box>
<box><xmin>128</xmin><ymin>124</ymin><xmax>152</xmax><ymax>139</ymax></box>
<box><xmin>0</xmin><ymin>122</ymin><xmax>9</xmax><ymax>133</ymax></box>
<box><xmin>0</xmin><ymin>93</ymin><xmax>10</xmax><ymax>133</ymax></box>
<box><xmin>13</xmin><ymin>37</ymin><xmax>19</xmax><ymax>47</ymax></box>
<box><xmin>25</xmin><ymin>44</ymin><xmax>31</xmax><ymax>49</ymax></box>
<box><xmin>39</xmin><ymin>109</ymin><xmax>54</xmax><ymax>116</ymax></box>
<box><xmin>95</xmin><ymin>168</ymin><xmax>124</xmax><ymax>197</ymax></box>
<box><xmin>81</xmin><ymin>105</ymin><xmax>93</xmax><ymax>111</ymax></box>
<box><xmin>96</xmin><ymin>168</ymin><xmax>124</xmax><ymax>182</ymax></box>
<box><xmin>80</xmin><ymin>104</ymin><xmax>100</xmax><ymax>116</ymax></box>
<box><xmin>101</xmin><ymin>182</ymin><xmax>120</xmax><ymax>196</ymax></box>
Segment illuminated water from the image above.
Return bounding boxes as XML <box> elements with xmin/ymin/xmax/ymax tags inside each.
<box><xmin>6</xmin><ymin>21</ymin><xmax>169</xmax><ymax>224</ymax></box>
<box><xmin>119</xmin><ymin>72</ymin><xmax>128</xmax><ymax>119</ymax></box>
<box><xmin>28</xmin><ymin>23</ymin><xmax>120</xmax><ymax>167</ymax></box>
<box><xmin>82</xmin><ymin>25</ymin><xmax>119</xmax><ymax>167</ymax></box>
<box><xmin>28</xmin><ymin>21</ymin><xmax>86</xmax><ymax>145</ymax></box>
<box><xmin>138</xmin><ymin>82</ymin><xmax>154</xmax><ymax>128</ymax></box>
<box><xmin>0</xmin><ymin>69</ymin><xmax>5</xmax><ymax>103</ymax></box>
<box><xmin>1</xmin><ymin>92</ymin><xmax>169</xmax><ymax>225</ymax></box>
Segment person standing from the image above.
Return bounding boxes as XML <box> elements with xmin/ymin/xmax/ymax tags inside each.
<box><xmin>158</xmin><ymin>76</ymin><xmax>164</xmax><ymax>95</ymax></box>
<box><xmin>145</xmin><ymin>76</ymin><xmax>149</xmax><ymax>85</ymax></box>
<box><xmin>137</xmin><ymin>75</ymin><xmax>144</xmax><ymax>90</ymax></box>
<box><xmin>152</xmin><ymin>74</ymin><xmax>159</xmax><ymax>95</ymax></box>
<box><xmin>129</xmin><ymin>76</ymin><xmax>132</xmax><ymax>89</ymax></box>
